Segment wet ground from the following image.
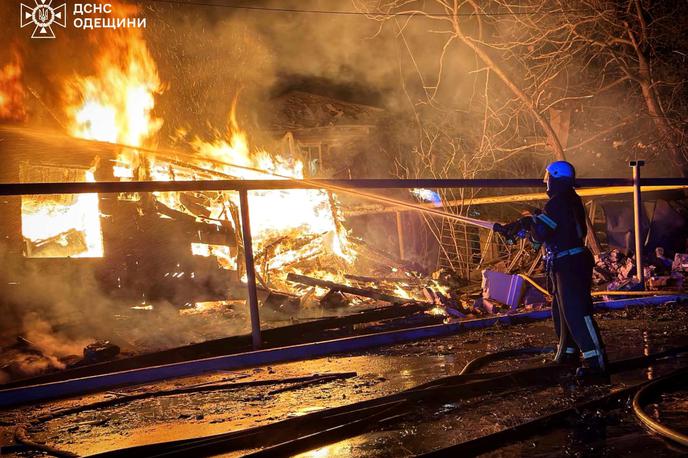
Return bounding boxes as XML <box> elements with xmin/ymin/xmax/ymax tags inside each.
<box><xmin>2</xmin><ymin>302</ymin><xmax>688</xmax><ymax>457</ymax></box>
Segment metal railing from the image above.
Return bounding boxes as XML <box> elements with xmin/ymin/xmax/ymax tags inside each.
<box><xmin>1</xmin><ymin>173</ymin><xmax>686</xmax><ymax>349</ymax></box>
<box><xmin>1</xmin><ymin>177</ymin><xmax>687</xmax><ymax>196</ymax></box>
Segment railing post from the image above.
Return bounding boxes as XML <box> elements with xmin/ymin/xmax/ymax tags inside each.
<box><xmin>239</xmin><ymin>189</ymin><xmax>262</xmax><ymax>349</ymax></box>
<box><xmin>395</xmin><ymin>211</ymin><xmax>405</xmax><ymax>260</ymax></box>
<box><xmin>630</xmin><ymin>160</ymin><xmax>645</xmax><ymax>288</ymax></box>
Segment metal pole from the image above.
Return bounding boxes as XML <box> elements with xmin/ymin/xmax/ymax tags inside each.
<box><xmin>630</xmin><ymin>160</ymin><xmax>645</xmax><ymax>288</ymax></box>
<box><xmin>239</xmin><ymin>189</ymin><xmax>262</xmax><ymax>349</ymax></box>
<box><xmin>395</xmin><ymin>211</ymin><xmax>405</xmax><ymax>260</ymax></box>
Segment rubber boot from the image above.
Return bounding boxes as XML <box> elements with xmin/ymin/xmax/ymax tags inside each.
<box><xmin>554</xmin><ymin>352</ymin><xmax>580</xmax><ymax>366</ymax></box>
<box><xmin>575</xmin><ymin>357</ymin><xmax>610</xmax><ymax>385</ymax></box>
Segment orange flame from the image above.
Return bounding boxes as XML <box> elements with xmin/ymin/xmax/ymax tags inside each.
<box><xmin>65</xmin><ymin>3</ymin><xmax>163</xmax><ymax>177</ymax></box>
<box><xmin>192</xmin><ymin>121</ymin><xmax>354</xmax><ymax>262</ymax></box>
<box><xmin>0</xmin><ymin>50</ymin><xmax>27</xmax><ymax>122</ymax></box>
<box><xmin>57</xmin><ymin>3</ymin><xmax>357</xmax><ymax>286</ymax></box>
<box><xmin>22</xmin><ymin>2</ymin><xmax>163</xmax><ymax>258</ymax></box>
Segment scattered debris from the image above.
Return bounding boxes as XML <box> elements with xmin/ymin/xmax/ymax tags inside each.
<box><xmin>481</xmin><ymin>271</ymin><xmax>526</xmax><ymax>310</ymax></box>
<box><xmin>287</xmin><ymin>273</ymin><xmax>415</xmax><ymax>304</ymax></box>
<box><xmin>83</xmin><ymin>341</ymin><xmax>120</xmax><ymax>364</ymax></box>
<box><xmin>320</xmin><ymin>290</ymin><xmax>350</xmax><ymax>309</ymax></box>
<box><xmin>593</xmin><ymin>249</ymin><xmax>688</xmax><ymax>294</ymax></box>
<box><xmin>594</xmin><ymin>249</ymin><xmax>636</xmax><ymax>285</ymax></box>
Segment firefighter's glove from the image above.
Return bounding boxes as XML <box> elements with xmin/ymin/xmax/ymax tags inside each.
<box><xmin>495</xmin><ymin>217</ymin><xmax>533</xmax><ymax>244</ymax></box>
<box><xmin>492</xmin><ymin>223</ymin><xmax>508</xmax><ymax>235</ymax></box>
<box><xmin>494</xmin><ymin>222</ymin><xmax>516</xmax><ymax>245</ymax></box>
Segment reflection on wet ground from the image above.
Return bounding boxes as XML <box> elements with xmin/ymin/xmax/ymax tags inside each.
<box><xmin>2</xmin><ymin>303</ymin><xmax>688</xmax><ymax>457</ymax></box>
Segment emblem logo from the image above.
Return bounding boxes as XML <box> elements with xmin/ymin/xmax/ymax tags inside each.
<box><xmin>20</xmin><ymin>0</ymin><xmax>67</xmax><ymax>39</ymax></box>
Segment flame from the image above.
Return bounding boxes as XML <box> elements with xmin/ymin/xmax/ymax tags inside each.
<box><xmin>193</xmin><ymin>134</ymin><xmax>332</xmax><ymax>238</ymax></box>
<box><xmin>189</xmin><ymin>121</ymin><xmax>357</xmax><ymax>276</ymax></box>
<box><xmin>393</xmin><ymin>284</ymin><xmax>412</xmax><ymax>299</ymax></box>
<box><xmin>53</xmin><ymin>3</ymin><xmax>361</xmax><ymax>292</ymax></box>
<box><xmin>22</xmin><ymin>170</ymin><xmax>104</xmax><ymax>257</ymax></box>
<box><xmin>21</xmin><ymin>2</ymin><xmax>162</xmax><ymax>259</ymax></box>
<box><xmin>191</xmin><ymin>243</ymin><xmax>237</xmax><ymax>270</ymax></box>
<box><xmin>0</xmin><ymin>49</ymin><xmax>27</xmax><ymax>122</ymax></box>
<box><xmin>65</xmin><ymin>7</ymin><xmax>163</xmax><ymax>176</ymax></box>
<box><xmin>429</xmin><ymin>306</ymin><xmax>448</xmax><ymax>317</ymax></box>
<box><xmin>179</xmin><ymin>301</ymin><xmax>231</xmax><ymax>316</ymax></box>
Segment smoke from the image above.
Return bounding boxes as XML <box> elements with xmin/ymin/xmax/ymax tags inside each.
<box><xmin>141</xmin><ymin>0</ymin><xmax>429</xmax><ymax>152</ymax></box>
<box><xmin>0</xmin><ymin>313</ymin><xmax>89</xmax><ymax>379</ymax></box>
<box><xmin>0</xmin><ymin>0</ymin><xmax>470</xmax><ymax>165</ymax></box>
<box><xmin>0</xmin><ymin>242</ymin><xmax>97</xmax><ymax>379</ymax></box>
<box><xmin>22</xmin><ymin>313</ymin><xmax>91</xmax><ymax>357</ymax></box>
<box><xmin>0</xmin><ymin>242</ymin><xmax>249</xmax><ymax>381</ymax></box>
<box><xmin>2</xmin><ymin>0</ymin><xmax>686</xmax><ymax>178</ymax></box>
<box><xmin>0</xmin><ymin>312</ymin><xmax>89</xmax><ymax>380</ymax></box>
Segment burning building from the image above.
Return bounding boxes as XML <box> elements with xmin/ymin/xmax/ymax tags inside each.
<box><xmin>0</xmin><ymin>2</ymin><xmax>438</xmax><ymax>371</ymax></box>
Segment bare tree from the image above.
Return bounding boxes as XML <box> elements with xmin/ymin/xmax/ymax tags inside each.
<box><xmin>354</xmin><ymin>0</ymin><xmax>587</xmax><ymax>274</ymax></box>
<box><xmin>559</xmin><ymin>0</ymin><xmax>687</xmax><ymax>170</ymax></box>
<box><xmin>356</xmin><ymin>0</ymin><xmax>688</xmax><ymax>172</ymax></box>
<box><xmin>355</xmin><ymin>0</ymin><xmax>688</xmax><ymax>274</ymax></box>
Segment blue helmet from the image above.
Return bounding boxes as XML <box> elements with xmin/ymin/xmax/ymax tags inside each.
<box><xmin>544</xmin><ymin>161</ymin><xmax>575</xmax><ymax>182</ymax></box>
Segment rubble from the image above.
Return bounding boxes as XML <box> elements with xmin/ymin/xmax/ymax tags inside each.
<box><xmin>593</xmin><ymin>249</ymin><xmax>636</xmax><ymax>284</ymax></box>
<box><xmin>319</xmin><ymin>290</ymin><xmax>350</xmax><ymax>309</ymax></box>
<box><xmin>286</xmin><ymin>272</ymin><xmax>416</xmax><ymax>304</ymax></box>
<box><xmin>593</xmin><ymin>249</ymin><xmax>688</xmax><ymax>294</ymax></box>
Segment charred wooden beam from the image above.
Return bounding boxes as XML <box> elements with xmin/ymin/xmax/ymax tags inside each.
<box><xmin>344</xmin><ymin>274</ymin><xmax>422</xmax><ymax>285</ymax></box>
<box><xmin>286</xmin><ymin>273</ymin><xmax>416</xmax><ymax>304</ymax></box>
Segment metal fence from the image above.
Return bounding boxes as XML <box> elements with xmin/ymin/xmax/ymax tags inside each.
<box><xmin>1</xmin><ymin>172</ymin><xmax>686</xmax><ymax>349</ymax></box>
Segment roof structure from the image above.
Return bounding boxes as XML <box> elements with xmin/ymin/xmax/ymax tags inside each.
<box><xmin>268</xmin><ymin>90</ymin><xmax>384</xmax><ymax>131</ymax></box>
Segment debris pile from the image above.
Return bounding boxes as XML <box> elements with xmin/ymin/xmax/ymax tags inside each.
<box><xmin>593</xmin><ymin>249</ymin><xmax>636</xmax><ymax>286</ymax></box>
<box><xmin>83</xmin><ymin>341</ymin><xmax>120</xmax><ymax>364</ymax></box>
<box><xmin>593</xmin><ymin>248</ymin><xmax>688</xmax><ymax>292</ymax></box>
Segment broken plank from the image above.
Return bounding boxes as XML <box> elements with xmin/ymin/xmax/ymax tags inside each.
<box><xmin>344</xmin><ymin>274</ymin><xmax>422</xmax><ymax>285</ymax></box>
<box><xmin>286</xmin><ymin>273</ymin><xmax>416</xmax><ymax>304</ymax></box>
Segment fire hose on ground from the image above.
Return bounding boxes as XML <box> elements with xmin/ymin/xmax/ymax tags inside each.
<box><xmin>12</xmin><ymin>345</ymin><xmax>688</xmax><ymax>458</ymax></box>
<box><xmin>519</xmin><ymin>273</ymin><xmax>686</xmax><ymax>299</ymax></box>
<box><xmin>459</xmin><ymin>346</ymin><xmax>554</xmax><ymax>375</ymax></box>
<box><xmin>421</xmin><ymin>365</ymin><xmax>688</xmax><ymax>457</ymax></box>
<box><xmin>632</xmin><ymin>369</ymin><xmax>688</xmax><ymax>448</ymax></box>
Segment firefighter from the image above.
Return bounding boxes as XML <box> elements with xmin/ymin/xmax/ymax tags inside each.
<box><xmin>494</xmin><ymin>161</ymin><xmax>609</xmax><ymax>383</ymax></box>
